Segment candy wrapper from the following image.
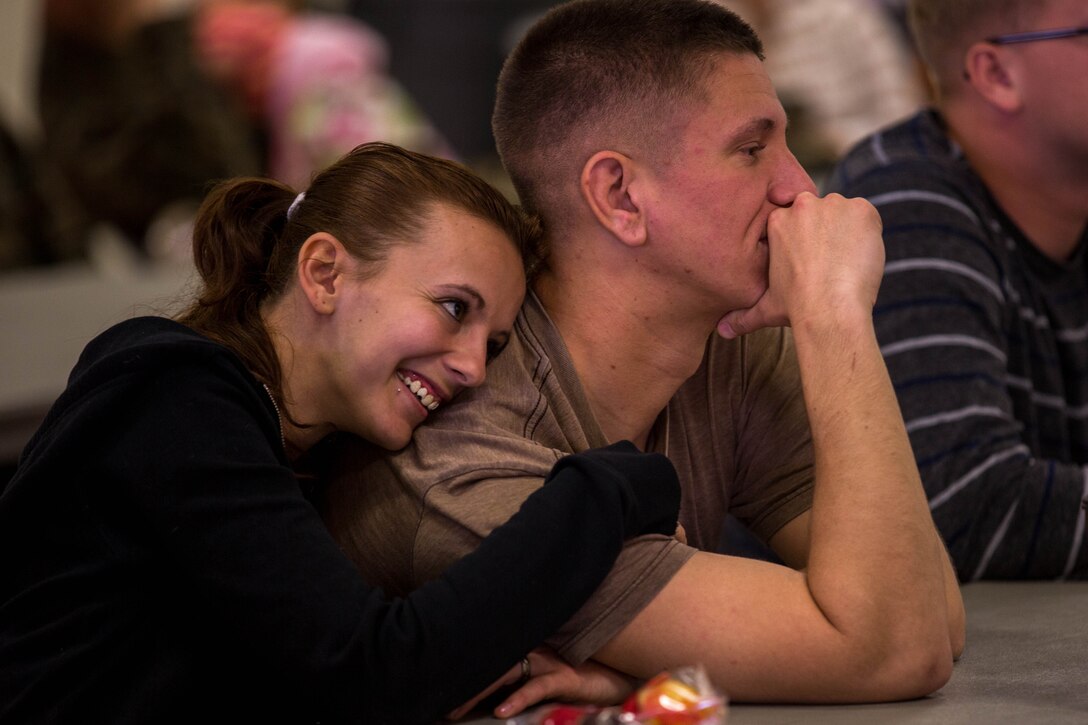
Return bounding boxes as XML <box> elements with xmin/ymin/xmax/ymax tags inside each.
<box><xmin>505</xmin><ymin>665</ymin><xmax>726</xmax><ymax>725</ymax></box>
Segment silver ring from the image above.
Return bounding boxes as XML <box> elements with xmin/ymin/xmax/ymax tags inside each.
<box><xmin>519</xmin><ymin>656</ymin><xmax>532</xmax><ymax>683</ymax></box>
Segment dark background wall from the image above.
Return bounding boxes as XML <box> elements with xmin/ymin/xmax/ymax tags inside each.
<box><xmin>348</xmin><ymin>1</ymin><xmax>557</xmax><ymax>164</ymax></box>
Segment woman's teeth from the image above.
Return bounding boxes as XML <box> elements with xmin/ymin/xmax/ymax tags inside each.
<box><xmin>401</xmin><ymin>375</ymin><xmax>439</xmax><ymax>410</ymax></box>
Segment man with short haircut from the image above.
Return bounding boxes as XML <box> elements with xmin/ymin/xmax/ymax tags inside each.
<box><xmin>826</xmin><ymin>0</ymin><xmax>1088</xmax><ymax>580</ymax></box>
<box><xmin>323</xmin><ymin>0</ymin><xmax>964</xmax><ymax>708</ymax></box>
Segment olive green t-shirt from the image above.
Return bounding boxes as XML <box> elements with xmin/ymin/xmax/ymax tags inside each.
<box><xmin>321</xmin><ymin>292</ymin><xmax>814</xmax><ymax>664</ymax></box>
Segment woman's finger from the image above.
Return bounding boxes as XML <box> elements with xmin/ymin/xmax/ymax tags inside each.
<box><xmin>447</xmin><ymin>661</ymin><xmax>522</xmax><ymax>721</ymax></box>
<box><xmin>493</xmin><ymin>671</ymin><xmax>569</xmax><ymax>718</ymax></box>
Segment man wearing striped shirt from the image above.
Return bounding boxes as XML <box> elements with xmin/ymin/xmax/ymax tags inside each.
<box><xmin>827</xmin><ymin>0</ymin><xmax>1087</xmax><ymax>580</ymax></box>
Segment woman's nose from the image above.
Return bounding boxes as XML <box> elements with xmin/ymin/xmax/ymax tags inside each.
<box><xmin>446</xmin><ymin>339</ymin><xmax>487</xmax><ymax>389</ymax></box>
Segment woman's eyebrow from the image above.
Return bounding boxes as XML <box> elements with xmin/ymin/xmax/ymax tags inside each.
<box><xmin>445</xmin><ymin>284</ymin><xmax>486</xmax><ymax>309</ymax></box>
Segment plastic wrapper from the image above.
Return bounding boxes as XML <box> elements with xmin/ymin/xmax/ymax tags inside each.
<box><xmin>505</xmin><ymin>665</ymin><xmax>726</xmax><ymax>725</ymax></box>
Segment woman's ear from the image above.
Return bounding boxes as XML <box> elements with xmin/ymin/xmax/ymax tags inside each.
<box><xmin>580</xmin><ymin>150</ymin><xmax>648</xmax><ymax>248</ymax></box>
<box><xmin>297</xmin><ymin>232</ymin><xmax>347</xmax><ymax>315</ymax></box>
<box><xmin>964</xmin><ymin>41</ymin><xmax>1023</xmax><ymax>113</ymax></box>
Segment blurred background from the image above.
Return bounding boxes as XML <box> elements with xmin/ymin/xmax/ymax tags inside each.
<box><xmin>0</xmin><ymin>0</ymin><xmax>927</xmax><ymax>482</ymax></box>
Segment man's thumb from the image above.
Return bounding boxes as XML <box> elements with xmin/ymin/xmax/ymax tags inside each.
<box><xmin>716</xmin><ymin>310</ymin><xmax>749</xmax><ymax>339</ymax></box>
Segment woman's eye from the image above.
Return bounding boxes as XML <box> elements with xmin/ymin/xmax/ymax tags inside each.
<box><xmin>440</xmin><ymin>299</ymin><xmax>468</xmax><ymax>321</ymax></box>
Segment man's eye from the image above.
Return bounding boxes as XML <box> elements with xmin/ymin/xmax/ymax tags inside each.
<box><xmin>743</xmin><ymin>144</ymin><xmax>766</xmax><ymax>158</ymax></box>
<box><xmin>441</xmin><ymin>299</ymin><xmax>467</xmax><ymax>321</ymax></box>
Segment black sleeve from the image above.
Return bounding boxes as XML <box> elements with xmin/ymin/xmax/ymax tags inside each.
<box><xmin>115</xmin><ymin>356</ymin><xmax>680</xmax><ymax>724</ymax></box>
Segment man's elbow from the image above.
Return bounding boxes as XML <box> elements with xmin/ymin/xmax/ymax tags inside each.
<box><xmin>895</xmin><ymin>640</ymin><xmax>954</xmax><ymax>699</ymax></box>
<box><xmin>950</xmin><ymin>615</ymin><xmax>967</xmax><ymax>662</ymax></box>
<box><xmin>946</xmin><ymin>578</ymin><xmax>967</xmax><ymax>662</ymax></box>
<box><xmin>863</xmin><ymin>633</ymin><xmax>955</xmax><ymax>701</ymax></box>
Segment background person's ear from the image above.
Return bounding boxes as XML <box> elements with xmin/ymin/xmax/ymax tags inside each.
<box><xmin>580</xmin><ymin>150</ymin><xmax>648</xmax><ymax>248</ymax></box>
<box><xmin>297</xmin><ymin>232</ymin><xmax>347</xmax><ymax>315</ymax></box>
<box><xmin>964</xmin><ymin>41</ymin><xmax>1024</xmax><ymax>113</ymax></box>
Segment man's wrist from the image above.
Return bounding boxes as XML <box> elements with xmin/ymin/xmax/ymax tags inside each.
<box><xmin>790</xmin><ymin>302</ymin><xmax>875</xmax><ymax>344</ymax></box>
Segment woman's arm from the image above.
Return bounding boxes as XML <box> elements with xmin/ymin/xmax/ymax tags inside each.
<box><xmin>119</xmin><ymin>357</ymin><xmax>680</xmax><ymax>724</ymax></box>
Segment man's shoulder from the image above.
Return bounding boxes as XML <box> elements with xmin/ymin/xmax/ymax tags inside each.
<box><xmin>319</xmin><ymin>308</ymin><xmax>598</xmax><ymax>594</ymax></box>
<box><xmin>423</xmin><ymin>298</ymin><xmax>606</xmax><ymax>459</ymax></box>
<box><xmin>318</xmin><ymin>329</ymin><xmax>567</xmax><ymax>595</ymax></box>
<box><xmin>827</xmin><ymin>110</ymin><xmax>1008</xmax><ymax>265</ymax></box>
<box><xmin>827</xmin><ymin>109</ymin><xmax>969</xmax><ymax>197</ymax></box>
<box><xmin>338</xmin><ymin>303</ymin><xmax>602</xmax><ymax>496</ymax></box>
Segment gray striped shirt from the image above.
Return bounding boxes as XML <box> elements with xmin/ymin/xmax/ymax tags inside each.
<box><xmin>827</xmin><ymin>110</ymin><xmax>1088</xmax><ymax>581</ymax></box>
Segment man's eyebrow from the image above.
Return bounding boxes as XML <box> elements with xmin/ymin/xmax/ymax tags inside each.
<box><xmin>725</xmin><ymin>117</ymin><xmax>777</xmax><ymax>142</ymax></box>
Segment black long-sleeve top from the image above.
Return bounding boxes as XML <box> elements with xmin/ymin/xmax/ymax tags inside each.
<box><xmin>0</xmin><ymin>317</ymin><xmax>680</xmax><ymax>724</ymax></box>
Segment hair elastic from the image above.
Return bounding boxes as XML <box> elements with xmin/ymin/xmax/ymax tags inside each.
<box><xmin>287</xmin><ymin>192</ymin><xmax>305</xmax><ymax>220</ymax></box>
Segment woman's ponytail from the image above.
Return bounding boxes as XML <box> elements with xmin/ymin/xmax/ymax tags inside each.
<box><xmin>177</xmin><ymin>176</ymin><xmax>294</xmax><ymax>405</ymax></box>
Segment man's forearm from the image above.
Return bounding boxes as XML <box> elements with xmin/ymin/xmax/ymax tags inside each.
<box><xmin>792</xmin><ymin>308</ymin><xmax>959</xmax><ymax>682</ymax></box>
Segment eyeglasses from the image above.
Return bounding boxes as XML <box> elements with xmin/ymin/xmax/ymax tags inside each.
<box><xmin>986</xmin><ymin>26</ymin><xmax>1088</xmax><ymax>45</ymax></box>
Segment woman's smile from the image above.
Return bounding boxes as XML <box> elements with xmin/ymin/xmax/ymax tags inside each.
<box><xmin>397</xmin><ymin>369</ymin><xmax>446</xmax><ymax>412</ymax></box>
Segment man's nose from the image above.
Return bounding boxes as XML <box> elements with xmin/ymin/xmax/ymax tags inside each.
<box><xmin>769</xmin><ymin>150</ymin><xmax>818</xmax><ymax>206</ymax></box>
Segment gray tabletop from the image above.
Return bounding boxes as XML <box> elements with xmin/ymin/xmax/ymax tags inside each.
<box><xmin>470</xmin><ymin>582</ymin><xmax>1088</xmax><ymax>724</ymax></box>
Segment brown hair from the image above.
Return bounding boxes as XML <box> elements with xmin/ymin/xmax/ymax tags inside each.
<box><xmin>493</xmin><ymin>0</ymin><xmax>762</xmax><ymax>257</ymax></box>
<box><xmin>176</xmin><ymin>142</ymin><xmax>538</xmax><ymax>413</ymax></box>
<box><xmin>908</xmin><ymin>0</ymin><xmax>1036</xmax><ymax>98</ymax></box>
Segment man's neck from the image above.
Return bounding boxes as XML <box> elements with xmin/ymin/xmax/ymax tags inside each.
<box><xmin>533</xmin><ymin>271</ymin><xmax>716</xmax><ymax>449</ymax></box>
<box><xmin>948</xmin><ymin>110</ymin><xmax>1088</xmax><ymax>262</ymax></box>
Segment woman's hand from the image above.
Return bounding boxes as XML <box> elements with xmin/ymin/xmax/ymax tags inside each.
<box><xmin>447</xmin><ymin>647</ymin><xmax>639</xmax><ymax>720</ymax></box>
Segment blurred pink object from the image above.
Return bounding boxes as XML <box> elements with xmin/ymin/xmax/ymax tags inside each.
<box><xmin>196</xmin><ymin>3</ymin><xmax>288</xmax><ymax>120</ymax></box>
<box><xmin>196</xmin><ymin>3</ymin><xmax>452</xmax><ymax>188</ymax></box>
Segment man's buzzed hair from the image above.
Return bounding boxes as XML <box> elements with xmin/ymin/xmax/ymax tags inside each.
<box><xmin>908</xmin><ymin>0</ymin><xmax>1035</xmax><ymax>98</ymax></box>
<box><xmin>493</xmin><ymin>0</ymin><xmax>762</xmax><ymax>229</ymax></box>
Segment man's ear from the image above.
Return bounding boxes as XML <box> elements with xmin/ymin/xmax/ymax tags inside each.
<box><xmin>580</xmin><ymin>150</ymin><xmax>647</xmax><ymax>248</ymax></box>
<box><xmin>297</xmin><ymin>232</ymin><xmax>347</xmax><ymax>315</ymax></box>
<box><xmin>964</xmin><ymin>41</ymin><xmax>1023</xmax><ymax>113</ymax></box>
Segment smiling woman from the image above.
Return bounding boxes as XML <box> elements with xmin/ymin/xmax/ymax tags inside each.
<box><xmin>262</xmin><ymin>201</ymin><xmax>525</xmax><ymax>452</ymax></box>
<box><xmin>0</xmin><ymin>143</ymin><xmax>682</xmax><ymax>724</ymax></box>
<box><xmin>180</xmin><ymin>142</ymin><xmax>532</xmax><ymax>457</ymax></box>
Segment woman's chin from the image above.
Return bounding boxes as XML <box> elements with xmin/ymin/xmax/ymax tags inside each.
<box><xmin>349</xmin><ymin>414</ymin><xmax>417</xmax><ymax>451</ymax></box>
<box><xmin>367</xmin><ymin>393</ymin><xmax>430</xmax><ymax>449</ymax></box>
<box><xmin>374</xmin><ymin>427</ymin><xmax>416</xmax><ymax>451</ymax></box>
